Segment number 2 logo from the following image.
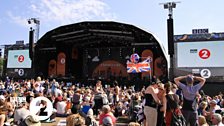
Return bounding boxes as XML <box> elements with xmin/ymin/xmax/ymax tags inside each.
<box><xmin>200</xmin><ymin>69</ymin><xmax>211</xmax><ymax>78</ymax></box>
<box><xmin>199</xmin><ymin>49</ymin><xmax>210</xmax><ymax>59</ymax></box>
<box><xmin>18</xmin><ymin>55</ymin><xmax>24</xmax><ymax>62</ymax></box>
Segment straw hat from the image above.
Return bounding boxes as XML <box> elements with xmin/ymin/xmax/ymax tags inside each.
<box><xmin>25</xmin><ymin>115</ymin><xmax>41</xmax><ymax>126</ymax></box>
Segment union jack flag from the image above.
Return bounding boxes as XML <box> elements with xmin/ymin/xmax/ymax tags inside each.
<box><xmin>127</xmin><ymin>58</ymin><xmax>151</xmax><ymax>73</ymax></box>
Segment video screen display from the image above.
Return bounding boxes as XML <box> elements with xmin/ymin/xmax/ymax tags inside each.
<box><xmin>177</xmin><ymin>41</ymin><xmax>224</xmax><ymax>67</ymax></box>
<box><xmin>7</xmin><ymin>50</ymin><xmax>32</xmax><ymax>68</ymax></box>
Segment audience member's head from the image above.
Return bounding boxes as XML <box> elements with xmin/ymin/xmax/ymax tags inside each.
<box><xmin>199</xmin><ymin>101</ymin><xmax>208</xmax><ymax>109</ymax></box>
<box><xmin>198</xmin><ymin>115</ymin><xmax>208</xmax><ymax>126</ymax></box>
<box><xmin>209</xmin><ymin>100</ymin><xmax>217</xmax><ymax>107</ymax></box>
<box><xmin>164</xmin><ymin>81</ymin><xmax>172</xmax><ymax>94</ymax></box>
<box><xmin>103</xmin><ymin>116</ymin><xmax>113</xmax><ymax>126</ymax></box>
<box><xmin>186</xmin><ymin>75</ymin><xmax>194</xmax><ymax>85</ymax></box>
<box><xmin>211</xmin><ymin>113</ymin><xmax>222</xmax><ymax>125</ymax></box>
<box><xmin>66</xmin><ymin>114</ymin><xmax>85</xmax><ymax>126</ymax></box>
<box><xmin>102</xmin><ymin>105</ymin><xmax>111</xmax><ymax>114</ymax></box>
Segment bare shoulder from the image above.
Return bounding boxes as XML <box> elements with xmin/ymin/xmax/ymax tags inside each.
<box><xmin>145</xmin><ymin>86</ymin><xmax>153</xmax><ymax>94</ymax></box>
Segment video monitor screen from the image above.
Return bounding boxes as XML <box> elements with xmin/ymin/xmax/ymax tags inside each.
<box><xmin>177</xmin><ymin>41</ymin><xmax>224</xmax><ymax>67</ymax></box>
<box><xmin>7</xmin><ymin>50</ymin><xmax>32</xmax><ymax>68</ymax></box>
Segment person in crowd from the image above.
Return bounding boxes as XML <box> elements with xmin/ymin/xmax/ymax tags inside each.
<box><xmin>14</xmin><ymin>102</ymin><xmax>31</xmax><ymax>125</ymax></box>
<box><xmin>95</xmin><ymin>80</ymin><xmax>104</xmax><ymax>93</ymax></box>
<box><xmin>99</xmin><ymin>105</ymin><xmax>116</xmax><ymax>126</ymax></box>
<box><xmin>81</xmin><ymin>96</ymin><xmax>92</xmax><ymax>115</ymax></box>
<box><xmin>198</xmin><ymin>115</ymin><xmax>209</xmax><ymax>126</ymax></box>
<box><xmin>94</xmin><ymin>83</ymin><xmax>104</xmax><ymax>116</ymax></box>
<box><xmin>206</xmin><ymin>100</ymin><xmax>221</xmax><ymax>124</ymax></box>
<box><xmin>34</xmin><ymin>76</ymin><xmax>43</xmax><ymax>94</ymax></box>
<box><xmin>54</xmin><ymin>82</ymin><xmax>62</xmax><ymax>98</ymax></box>
<box><xmin>85</xmin><ymin>108</ymin><xmax>98</xmax><ymax>126</ymax></box>
<box><xmin>72</xmin><ymin>88</ymin><xmax>82</xmax><ymax>112</ymax></box>
<box><xmin>156</xmin><ymin>82</ymin><xmax>166</xmax><ymax>126</ymax></box>
<box><xmin>113</xmin><ymin>81</ymin><xmax>120</xmax><ymax>105</ymax></box>
<box><xmin>198</xmin><ymin>101</ymin><xmax>208</xmax><ymax>116</ymax></box>
<box><xmin>56</xmin><ymin>97</ymin><xmax>68</xmax><ymax>117</ymax></box>
<box><xmin>174</xmin><ymin>74</ymin><xmax>206</xmax><ymax>126</ymax></box>
<box><xmin>102</xmin><ymin>116</ymin><xmax>113</xmax><ymax>126</ymax></box>
<box><xmin>53</xmin><ymin>92</ymin><xmax>63</xmax><ymax>108</ymax></box>
<box><xmin>209</xmin><ymin>100</ymin><xmax>221</xmax><ymax>113</ymax></box>
<box><xmin>5</xmin><ymin>97</ymin><xmax>14</xmax><ymax>119</ymax></box>
<box><xmin>144</xmin><ymin>82</ymin><xmax>161</xmax><ymax>126</ymax></box>
<box><xmin>66</xmin><ymin>112</ymin><xmax>85</xmax><ymax>126</ymax></box>
<box><xmin>164</xmin><ymin>81</ymin><xmax>179</xmax><ymax>126</ymax></box>
<box><xmin>211</xmin><ymin>113</ymin><xmax>224</xmax><ymax>126</ymax></box>
<box><xmin>0</xmin><ymin>95</ymin><xmax>8</xmax><ymax>126</ymax></box>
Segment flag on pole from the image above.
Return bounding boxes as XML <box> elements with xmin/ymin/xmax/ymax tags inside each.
<box><xmin>127</xmin><ymin>57</ymin><xmax>151</xmax><ymax>73</ymax></box>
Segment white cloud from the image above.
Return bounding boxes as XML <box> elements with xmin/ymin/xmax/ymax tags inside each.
<box><xmin>7</xmin><ymin>11</ymin><xmax>28</xmax><ymax>27</ymax></box>
<box><xmin>8</xmin><ymin>0</ymin><xmax>116</xmax><ymax>27</ymax></box>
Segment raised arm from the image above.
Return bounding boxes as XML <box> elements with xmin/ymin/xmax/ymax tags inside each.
<box><xmin>194</xmin><ymin>76</ymin><xmax>206</xmax><ymax>86</ymax></box>
<box><xmin>174</xmin><ymin>76</ymin><xmax>187</xmax><ymax>87</ymax></box>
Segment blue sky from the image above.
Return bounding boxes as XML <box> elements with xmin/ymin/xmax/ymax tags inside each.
<box><xmin>0</xmin><ymin>0</ymin><xmax>224</xmax><ymax>53</ymax></box>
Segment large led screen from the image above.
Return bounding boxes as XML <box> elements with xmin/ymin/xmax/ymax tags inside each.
<box><xmin>177</xmin><ymin>41</ymin><xmax>224</xmax><ymax>67</ymax></box>
<box><xmin>7</xmin><ymin>50</ymin><xmax>32</xmax><ymax>68</ymax></box>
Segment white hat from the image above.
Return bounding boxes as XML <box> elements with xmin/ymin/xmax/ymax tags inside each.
<box><xmin>210</xmin><ymin>100</ymin><xmax>217</xmax><ymax>105</ymax></box>
<box><xmin>25</xmin><ymin>115</ymin><xmax>41</xmax><ymax>126</ymax></box>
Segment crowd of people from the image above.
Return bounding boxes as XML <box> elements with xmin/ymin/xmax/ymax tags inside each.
<box><xmin>0</xmin><ymin>74</ymin><xmax>222</xmax><ymax>126</ymax></box>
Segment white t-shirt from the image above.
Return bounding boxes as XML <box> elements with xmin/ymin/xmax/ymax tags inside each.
<box><xmin>14</xmin><ymin>107</ymin><xmax>31</xmax><ymax>123</ymax></box>
<box><xmin>56</xmin><ymin>101</ymin><xmax>67</xmax><ymax>114</ymax></box>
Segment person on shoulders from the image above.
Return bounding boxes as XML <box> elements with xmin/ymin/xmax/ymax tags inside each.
<box><xmin>174</xmin><ymin>74</ymin><xmax>206</xmax><ymax>126</ymax></box>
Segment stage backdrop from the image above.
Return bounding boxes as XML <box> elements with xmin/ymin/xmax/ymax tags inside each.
<box><xmin>92</xmin><ymin>60</ymin><xmax>128</xmax><ymax>80</ymax></box>
<box><xmin>57</xmin><ymin>52</ymin><xmax>66</xmax><ymax>76</ymax></box>
<box><xmin>48</xmin><ymin>60</ymin><xmax>56</xmax><ymax>77</ymax></box>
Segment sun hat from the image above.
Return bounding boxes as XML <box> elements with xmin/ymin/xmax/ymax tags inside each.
<box><xmin>25</xmin><ymin>115</ymin><xmax>41</xmax><ymax>126</ymax></box>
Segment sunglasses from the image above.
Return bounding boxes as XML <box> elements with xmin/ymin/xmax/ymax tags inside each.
<box><xmin>211</xmin><ymin>116</ymin><xmax>216</xmax><ymax>120</ymax></box>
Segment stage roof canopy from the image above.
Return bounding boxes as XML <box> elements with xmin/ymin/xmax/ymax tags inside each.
<box><xmin>36</xmin><ymin>21</ymin><xmax>167</xmax><ymax>57</ymax></box>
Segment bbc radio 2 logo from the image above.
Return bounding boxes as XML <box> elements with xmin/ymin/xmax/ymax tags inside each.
<box><xmin>29</xmin><ymin>97</ymin><xmax>54</xmax><ymax>121</ymax></box>
<box><xmin>14</xmin><ymin>55</ymin><xmax>25</xmax><ymax>63</ymax></box>
<box><xmin>190</xmin><ymin>48</ymin><xmax>211</xmax><ymax>60</ymax></box>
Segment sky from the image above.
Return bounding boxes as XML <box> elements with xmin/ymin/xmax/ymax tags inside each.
<box><xmin>0</xmin><ymin>0</ymin><xmax>224</xmax><ymax>54</ymax></box>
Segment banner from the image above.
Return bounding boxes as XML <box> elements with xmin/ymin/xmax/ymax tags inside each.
<box><xmin>10</xmin><ymin>97</ymin><xmax>26</xmax><ymax>107</ymax></box>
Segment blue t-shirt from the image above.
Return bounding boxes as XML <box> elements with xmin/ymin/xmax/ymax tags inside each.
<box><xmin>179</xmin><ymin>83</ymin><xmax>202</xmax><ymax>101</ymax></box>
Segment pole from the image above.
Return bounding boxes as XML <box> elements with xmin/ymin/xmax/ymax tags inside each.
<box><xmin>160</xmin><ymin>2</ymin><xmax>180</xmax><ymax>81</ymax></box>
<box><xmin>167</xmin><ymin>16</ymin><xmax>174</xmax><ymax>80</ymax></box>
